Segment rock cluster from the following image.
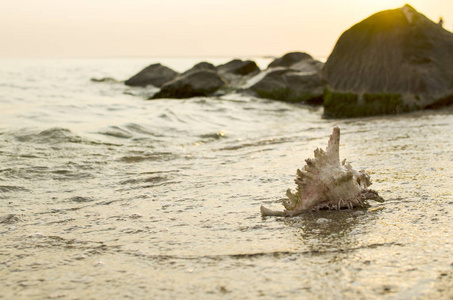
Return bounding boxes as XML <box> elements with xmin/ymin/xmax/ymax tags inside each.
<box><xmin>123</xmin><ymin>53</ymin><xmax>325</xmax><ymax>103</ymax></box>
<box><xmin>118</xmin><ymin>5</ymin><xmax>453</xmax><ymax>117</ymax></box>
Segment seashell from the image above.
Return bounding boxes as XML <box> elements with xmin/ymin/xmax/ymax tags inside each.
<box><xmin>260</xmin><ymin>127</ymin><xmax>384</xmax><ymax>217</ymax></box>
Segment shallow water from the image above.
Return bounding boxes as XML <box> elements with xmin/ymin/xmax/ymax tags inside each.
<box><xmin>1</xmin><ymin>58</ymin><xmax>453</xmax><ymax>299</ymax></box>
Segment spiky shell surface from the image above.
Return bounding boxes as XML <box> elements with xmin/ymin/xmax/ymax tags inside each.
<box><xmin>261</xmin><ymin>127</ymin><xmax>383</xmax><ymax>217</ymax></box>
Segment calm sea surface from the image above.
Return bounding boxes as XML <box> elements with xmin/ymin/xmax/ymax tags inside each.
<box><xmin>1</xmin><ymin>57</ymin><xmax>453</xmax><ymax>299</ymax></box>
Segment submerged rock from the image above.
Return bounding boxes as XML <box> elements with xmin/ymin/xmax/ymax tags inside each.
<box><xmin>322</xmin><ymin>4</ymin><xmax>453</xmax><ymax>118</ymax></box>
<box><xmin>125</xmin><ymin>63</ymin><xmax>178</xmax><ymax>87</ymax></box>
<box><xmin>261</xmin><ymin>127</ymin><xmax>384</xmax><ymax>217</ymax></box>
<box><xmin>152</xmin><ymin>70</ymin><xmax>227</xmax><ymax>99</ymax></box>
<box><xmin>90</xmin><ymin>77</ymin><xmax>121</xmax><ymax>83</ymax></box>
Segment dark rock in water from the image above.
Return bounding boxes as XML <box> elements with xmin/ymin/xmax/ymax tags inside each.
<box><xmin>268</xmin><ymin>52</ymin><xmax>313</xmax><ymax>68</ymax></box>
<box><xmin>322</xmin><ymin>5</ymin><xmax>453</xmax><ymax>118</ymax></box>
<box><xmin>217</xmin><ymin>59</ymin><xmax>260</xmax><ymax>76</ymax></box>
<box><xmin>91</xmin><ymin>77</ymin><xmax>121</xmax><ymax>83</ymax></box>
<box><xmin>244</xmin><ymin>68</ymin><xmax>325</xmax><ymax>104</ymax></box>
<box><xmin>152</xmin><ymin>70</ymin><xmax>227</xmax><ymax>99</ymax></box>
<box><xmin>182</xmin><ymin>62</ymin><xmax>216</xmax><ymax>76</ymax></box>
<box><xmin>288</xmin><ymin>57</ymin><xmax>324</xmax><ymax>75</ymax></box>
<box><xmin>241</xmin><ymin>52</ymin><xmax>325</xmax><ymax>103</ymax></box>
<box><xmin>125</xmin><ymin>63</ymin><xmax>178</xmax><ymax>87</ymax></box>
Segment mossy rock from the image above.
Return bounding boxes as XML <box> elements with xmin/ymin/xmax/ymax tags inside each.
<box><xmin>363</xmin><ymin>93</ymin><xmax>411</xmax><ymax>115</ymax></box>
<box><xmin>323</xmin><ymin>90</ymin><xmax>412</xmax><ymax>118</ymax></box>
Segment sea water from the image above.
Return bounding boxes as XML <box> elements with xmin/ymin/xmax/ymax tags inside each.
<box><xmin>1</xmin><ymin>57</ymin><xmax>452</xmax><ymax>299</ymax></box>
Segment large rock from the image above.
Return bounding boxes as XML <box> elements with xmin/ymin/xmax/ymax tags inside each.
<box><xmin>244</xmin><ymin>67</ymin><xmax>325</xmax><ymax>104</ymax></box>
<box><xmin>125</xmin><ymin>63</ymin><xmax>178</xmax><ymax>87</ymax></box>
<box><xmin>152</xmin><ymin>70</ymin><xmax>226</xmax><ymax>99</ymax></box>
<box><xmin>322</xmin><ymin>5</ymin><xmax>453</xmax><ymax>118</ymax></box>
<box><xmin>268</xmin><ymin>52</ymin><xmax>313</xmax><ymax>68</ymax></box>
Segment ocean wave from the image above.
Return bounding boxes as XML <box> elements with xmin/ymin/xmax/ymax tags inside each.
<box><xmin>124</xmin><ymin>123</ymin><xmax>162</xmax><ymax>136</ymax></box>
<box><xmin>67</xmin><ymin>196</ymin><xmax>95</xmax><ymax>203</ymax></box>
<box><xmin>219</xmin><ymin>136</ymin><xmax>298</xmax><ymax>151</ymax></box>
<box><xmin>98</xmin><ymin>126</ymin><xmax>133</xmax><ymax>139</ymax></box>
<box><xmin>0</xmin><ymin>185</ymin><xmax>29</xmax><ymax>192</ymax></box>
<box><xmin>50</xmin><ymin>169</ymin><xmax>94</xmax><ymax>181</ymax></box>
<box><xmin>14</xmin><ymin>127</ymin><xmax>82</xmax><ymax>144</ymax></box>
<box><xmin>119</xmin><ymin>176</ymin><xmax>167</xmax><ymax>185</ymax></box>
<box><xmin>198</xmin><ymin>131</ymin><xmax>228</xmax><ymax>140</ymax></box>
<box><xmin>117</xmin><ymin>152</ymin><xmax>177</xmax><ymax>163</ymax></box>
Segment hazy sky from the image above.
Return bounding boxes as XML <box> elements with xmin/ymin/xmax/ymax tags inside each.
<box><xmin>1</xmin><ymin>0</ymin><xmax>452</xmax><ymax>58</ymax></box>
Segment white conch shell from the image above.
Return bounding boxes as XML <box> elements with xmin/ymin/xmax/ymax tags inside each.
<box><xmin>261</xmin><ymin>127</ymin><xmax>383</xmax><ymax>217</ymax></box>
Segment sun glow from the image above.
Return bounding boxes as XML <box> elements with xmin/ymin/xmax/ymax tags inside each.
<box><xmin>0</xmin><ymin>0</ymin><xmax>451</xmax><ymax>58</ymax></box>
<box><xmin>350</xmin><ymin>0</ymin><xmax>406</xmax><ymax>11</ymax></box>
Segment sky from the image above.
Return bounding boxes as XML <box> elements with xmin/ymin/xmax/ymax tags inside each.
<box><xmin>1</xmin><ymin>0</ymin><xmax>452</xmax><ymax>59</ymax></box>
